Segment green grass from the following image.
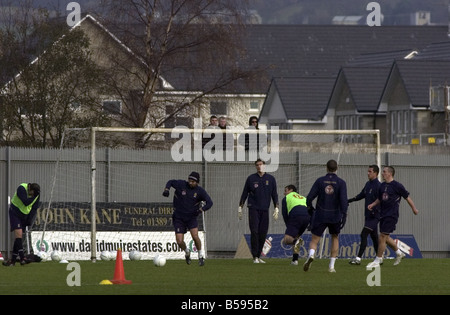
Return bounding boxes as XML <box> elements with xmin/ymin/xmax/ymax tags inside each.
<box><xmin>1</xmin><ymin>258</ymin><xmax>449</xmax><ymax>295</ymax></box>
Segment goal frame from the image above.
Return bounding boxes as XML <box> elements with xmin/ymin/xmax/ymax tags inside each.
<box><xmin>87</xmin><ymin>127</ymin><xmax>381</xmax><ymax>261</ymax></box>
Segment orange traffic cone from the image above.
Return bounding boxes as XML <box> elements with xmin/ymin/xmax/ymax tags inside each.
<box><xmin>110</xmin><ymin>249</ymin><xmax>132</xmax><ymax>285</ymax></box>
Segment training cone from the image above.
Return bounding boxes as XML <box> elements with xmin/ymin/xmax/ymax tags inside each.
<box><xmin>110</xmin><ymin>249</ymin><xmax>132</xmax><ymax>285</ymax></box>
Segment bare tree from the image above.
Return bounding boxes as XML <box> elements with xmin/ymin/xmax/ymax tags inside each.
<box><xmin>97</xmin><ymin>0</ymin><xmax>265</xmax><ymax>147</ymax></box>
<box><xmin>0</xmin><ymin>3</ymin><xmax>111</xmax><ymax>147</ymax></box>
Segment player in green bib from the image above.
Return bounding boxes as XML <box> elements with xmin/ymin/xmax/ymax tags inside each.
<box><xmin>3</xmin><ymin>183</ymin><xmax>40</xmax><ymax>266</ymax></box>
<box><xmin>281</xmin><ymin>185</ymin><xmax>311</xmax><ymax>265</ymax></box>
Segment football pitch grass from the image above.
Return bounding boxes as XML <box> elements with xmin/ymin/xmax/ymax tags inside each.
<box><xmin>1</xmin><ymin>258</ymin><xmax>449</xmax><ymax>295</ymax></box>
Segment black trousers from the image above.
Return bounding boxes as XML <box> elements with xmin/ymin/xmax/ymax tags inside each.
<box><xmin>248</xmin><ymin>208</ymin><xmax>269</xmax><ymax>258</ymax></box>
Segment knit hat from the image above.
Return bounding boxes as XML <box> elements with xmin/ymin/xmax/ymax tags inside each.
<box><xmin>188</xmin><ymin>172</ymin><xmax>200</xmax><ymax>183</ymax></box>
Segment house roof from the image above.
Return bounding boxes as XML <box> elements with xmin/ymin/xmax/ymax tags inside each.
<box><xmin>413</xmin><ymin>41</ymin><xmax>450</xmax><ymax>61</ymax></box>
<box><xmin>101</xmin><ymin>22</ymin><xmax>450</xmax><ymax>94</ymax></box>
<box><xmin>263</xmin><ymin>76</ymin><xmax>336</xmax><ymax>121</ymax></box>
<box><xmin>330</xmin><ymin>66</ymin><xmax>391</xmax><ymax>113</ymax></box>
<box><xmin>235</xmin><ymin>25</ymin><xmax>449</xmax><ymax>94</ymax></box>
<box><xmin>383</xmin><ymin>59</ymin><xmax>450</xmax><ymax>108</ymax></box>
<box><xmin>255</xmin><ymin>25</ymin><xmax>450</xmax><ymax>122</ymax></box>
<box><xmin>346</xmin><ymin>49</ymin><xmax>417</xmax><ymax>67</ymax></box>
<box><xmin>333</xmin><ymin>42</ymin><xmax>450</xmax><ymax>113</ymax></box>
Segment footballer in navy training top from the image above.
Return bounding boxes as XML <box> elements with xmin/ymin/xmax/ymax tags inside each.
<box><xmin>239</xmin><ymin>159</ymin><xmax>279</xmax><ymax>263</ymax></box>
<box><xmin>163</xmin><ymin>171</ymin><xmax>213</xmax><ymax>266</ymax></box>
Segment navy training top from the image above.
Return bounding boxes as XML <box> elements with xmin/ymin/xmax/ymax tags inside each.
<box><xmin>377</xmin><ymin>180</ymin><xmax>409</xmax><ymax>219</ymax></box>
<box><xmin>240</xmin><ymin>172</ymin><xmax>278</xmax><ymax>211</ymax></box>
<box><xmin>165</xmin><ymin>180</ymin><xmax>213</xmax><ymax>219</ymax></box>
<box><xmin>352</xmin><ymin>178</ymin><xmax>381</xmax><ymax>219</ymax></box>
<box><xmin>306</xmin><ymin>173</ymin><xmax>348</xmax><ymax>224</ymax></box>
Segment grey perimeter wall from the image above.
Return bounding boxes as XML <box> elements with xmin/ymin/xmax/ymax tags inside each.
<box><xmin>1</xmin><ymin>146</ymin><xmax>449</xmax><ymax>258</ymax></box>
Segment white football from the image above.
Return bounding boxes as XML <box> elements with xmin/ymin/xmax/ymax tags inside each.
<box><xmin>129</xmin><ymin>250</ymin><xmax>142</xmax><ymax>261</ymax></box>
<box><xmin>100</xmin><ymin>251</ymin><xmax>112</xmax><ymax>261</ymax></box>
<box><xmin>153</xmin><ymin>254</ymin><xmax>166</xmax><ymax>267</ymax></box>
<box><xmin>51</xmin><ymin>250</ymin><xmax>62</xmax><ymax>262</ymax></box>
<box><xmin>37</xmin><ymin>251</ymin><xmax>48</xmax><ymax>261</ymax></box>
<box><xmin>110</xmin><ymin>251</ymin><xmax>117</xmax><ymax>260</ymax></box>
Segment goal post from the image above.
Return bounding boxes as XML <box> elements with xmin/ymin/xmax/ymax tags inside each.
<box><xmin>33</xmin><ymin>126</ymin><xmax>380</xmax><ymax>261</ymax></box>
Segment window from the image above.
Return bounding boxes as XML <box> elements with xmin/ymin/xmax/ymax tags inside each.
<box><xmin>391</xmin><ymin>111</ymin><xmax>397</xmax><ymax>144</ymax></box>
<box><xmin>336</xmin><ymin>115</ymin><xmax>361</xmax><ymax>142</ymax></box>
<box><xmin>337</xmin><ymin>115</ymin><xmax>361</xmax><ymax>130</ymax></box>
<box><xmin>102</xmin><ymin>100</ymin><xmax>122</xmax><ymax>115</ymax></box>
<box><xmin>165</xmin><ymin>105</ymin><xmax>193</xmax><ymax>128</ymax></box>
<box><xmin>210</xmin><ymin>101</ymin><xmax>227</xmax><ymax>116</ymax></box>
<box><xmin>337</xmin><ymin>116</ymin><xmax>343</xmax><ymax>130</ymax></box>
<box><xmin>404</xmin><ymin>111</ymin><xmax>409</xmax><ymax>134</ymax></box>
<box><xmin>250</xmin><ymin>101</ymin><xmax>260</xmax><ymax>111</ymax></box>
<box><xmin>410</xmin><ymin>111</ymin><xmax>416</xmax><ymax>134</ymax></box>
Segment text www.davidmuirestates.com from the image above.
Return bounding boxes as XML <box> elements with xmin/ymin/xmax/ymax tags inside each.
<box><xmin>49</xmin><ymin>239</ymin><xmax>184</xmax><ymax>253</ymax></box>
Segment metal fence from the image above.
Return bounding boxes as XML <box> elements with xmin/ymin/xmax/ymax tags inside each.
<box><xmin>1</xmin><ymin>146</ymin><xmax>449</xmax><ymax>258</ymax></box>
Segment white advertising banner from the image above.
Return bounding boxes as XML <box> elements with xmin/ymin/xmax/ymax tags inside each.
<box><xmin>31</xmin><ymin>231</ymin><xmax>206</xmax><ymax>261</ymax></box>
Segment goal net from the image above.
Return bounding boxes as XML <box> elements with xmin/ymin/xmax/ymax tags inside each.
<box><xmin>31</xmin><ymin>127</ymin><xmax>380</xmax><ymax>261</ymax></box>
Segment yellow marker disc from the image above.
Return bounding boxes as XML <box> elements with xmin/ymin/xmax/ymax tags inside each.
<box><xmin>99</xmin><ymin>279</ymin><xmax>113</xmax><ymax>285</ymax></box>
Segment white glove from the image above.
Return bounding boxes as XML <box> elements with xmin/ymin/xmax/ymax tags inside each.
<box><xmin>238</xmin><ymin>206</ymin><xmax>243</xmax><ymax>220</ymax></box>
<box><xmin>273</xmin><ymin>207</ymin><xmax>279</xmax><ymax>221</ymax></box>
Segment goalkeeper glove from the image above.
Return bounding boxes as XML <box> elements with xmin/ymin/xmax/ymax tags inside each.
<box><xmin>162</xmin><ymin>189</ymin><xmax>170</xmax><ymax>197</ymax></box>
<box><xmin>238</xmin><ymin>206</ymin><xmax>243</xmax><ymax>220</ymax></box>
<box><xmin>340</xmin><ymin>214</ymin><xmax>347</xmax><ymax>230</ymax></box>
<box><xmin>348</xmin><ymin>198</ymin><xmax>356</xmax><ymax>203</ymax></box>
<box><xmin>273</xmin><ymin>207</ymin><xmax>279</xmax><ymax>221</ymax></box>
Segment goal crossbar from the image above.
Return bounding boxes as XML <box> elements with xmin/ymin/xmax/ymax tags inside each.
<box><xmin>89</xmin><ymin>126</ymin><xmax>380</xmax><ymax>135</ymax></box>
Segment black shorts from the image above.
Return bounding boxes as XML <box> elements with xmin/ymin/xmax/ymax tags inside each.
<box><xmin>379</xmin><ymin>216</ymin><xmax>398</xmax><ymax>235</ymax></box>
<box><xmin>9</xmin><ymin>207</ymin><xmax>27</xmax><ymax>232</ymax></box>
<box><xmin>285</xmin><ymin>214</ymin><xmax>310</xmax><ymax>238</ymax></box>
<box><xmin>364</xmin><ymin>216</ymin><xmax>380</xmax><ymax>231</ymax></box>
<box><xmin>311</xmin><ymin>221</ymin><xmax>341</xmax><ymax>236</ymax></box>
<box><xmin>173</xmin><ymin>216</ymin><xmax>198</xmax><ymax>234</ymax></box>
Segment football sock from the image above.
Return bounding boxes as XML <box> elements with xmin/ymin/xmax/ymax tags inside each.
<box><xmin>12</xmin><ymin>238</ymin><xmax>24</xmax><ymax>261</ymax></box>
<box><xmin>329</xmin><ymin>257</ymin><xmax>336</xmax><ymax>269</ymax></box>
<box><xmin>293</xmin><ymin>253</ymin><xmax>299</xmax><ymax>261</ymax></box>
<box><xmin>308</xmin><ymin>249</ymin><xmax>315</xmax><ymax>258</ymax></box>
